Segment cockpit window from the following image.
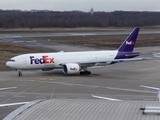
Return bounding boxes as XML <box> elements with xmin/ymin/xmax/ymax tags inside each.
<box><xmin>9</xmin><ymin>59</ymin><xmax>15</xmax><ymax>62</ymax></box>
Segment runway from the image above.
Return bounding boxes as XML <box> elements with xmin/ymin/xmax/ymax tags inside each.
<box><xmin>1</xmin><ymin>30</ymin><xmax>160</xmax><ymax>52</ymax></box>
<box><xmin>1</xmin><ymin>31</ymin><xmax>160</xmax><ymax>119</ymax></box>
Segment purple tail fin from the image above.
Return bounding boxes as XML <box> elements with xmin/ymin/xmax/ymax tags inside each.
<box><xmin>118</xmin><ymin>28</ymin><xmax>140</xmax><ymax>52</ymax></box>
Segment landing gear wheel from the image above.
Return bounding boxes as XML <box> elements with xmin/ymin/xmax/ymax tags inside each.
<box><xmin>80</xmin><ymin>71</ymin><xmax>91</xmax><ymax>75</ymax></box>
<box><xmin>18</xmin><ymin>71</ymin><xmax>22</xmax><ymax>76</ymax></box>
<box><xmin>87</xmin><ymin>71</ymin><xmax>91</xmax><ymax>75</ymax></box>
<box><xmin>80</xmin><ymin>72</ymin><xmax>84</xmax><ymax>75</ymax></box>
<box><xmin>18</xmin><ymin>73</ymin><xmax>22</xmax><ymax>76</ymax></box>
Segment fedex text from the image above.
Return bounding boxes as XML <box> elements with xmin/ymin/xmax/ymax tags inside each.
<box><xmin>70</xmin><ymin>67</ymin><xmax>78</xmax><ymax>70</ymax></box>
<box><xmin>126</xmin><ymin>41</ymin><xmax>134</xmax><ymax>45</ymax></box>
<box><xmin>30</xmin><ymin>56</ymin><xmax>54</xmax><ymax>64</ymax></box>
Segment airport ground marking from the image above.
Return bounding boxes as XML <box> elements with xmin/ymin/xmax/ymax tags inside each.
<box><xmin>39</xmin><ymin>78</ymin><xmax>47</xmax><ymax>80</ymax></box>
<box><xmin>49</xmin><ymin>78</ymin><xmax>56</xmax><ymax>81</ymax></box>
<box><xmin>0</xmin><ymin>82</ymin><xmax>41</xmax><ymax>104</ymax></box>
<box><xmin>50</xmin><ymin>88</ymin><xmax>54</xmax><ymax>99</ymax></box>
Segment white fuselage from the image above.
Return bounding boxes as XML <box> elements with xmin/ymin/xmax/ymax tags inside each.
<box><xmin>6</xmin><ymin>50</ymin><xmax>118</xmax><ymax>70</ymax></box>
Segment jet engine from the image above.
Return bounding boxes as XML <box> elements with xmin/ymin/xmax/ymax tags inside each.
<box><xmin>63</xmin><ymin>63</ymin><xmax>80</xmax><ymax>74</ymax></box>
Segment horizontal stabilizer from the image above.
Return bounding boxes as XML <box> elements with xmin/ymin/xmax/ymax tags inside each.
<box><xmin>125</xmin><ymin>53</ymin><xmax>140</xmax><ymax>58</ymax></box>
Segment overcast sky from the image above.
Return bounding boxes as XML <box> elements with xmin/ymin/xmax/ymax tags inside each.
<box><xmin>0</xmin><ymin>0</ymin><xmax>160</xmax><ymax>12</ymax></box>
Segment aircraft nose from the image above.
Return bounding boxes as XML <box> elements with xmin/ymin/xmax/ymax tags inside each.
<box><xmin>6</xmin><ymin>61</ymin><xmax>9</xmax><ymax>67</ymax></box>
<box><xmin>6</xmin><ymin>61</ymin><xmax>15</xmax><ymax>68</ymax></box>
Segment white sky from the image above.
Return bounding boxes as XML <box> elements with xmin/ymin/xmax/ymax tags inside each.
<box><xmin>0</xmin><ymin>0</ymin><xmax>160</xmax><ymax>12</ymax></box>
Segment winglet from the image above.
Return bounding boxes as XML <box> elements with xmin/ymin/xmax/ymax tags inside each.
<box><xmin>118</xmin><ymin>28</ymin><xmax>140</xmax><ymax>52</ymax></box>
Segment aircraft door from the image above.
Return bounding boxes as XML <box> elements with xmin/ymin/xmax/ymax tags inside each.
<box><xmin>23</xmin><ymin>58</ymin><xmax>28</xmax><ymax>68</ymax></box>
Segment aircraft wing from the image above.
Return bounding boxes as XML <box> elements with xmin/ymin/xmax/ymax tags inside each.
<box><xmin>59</xmin><ymin>57</ymin><xmax>150</xmax><ymax>68</ymax></box>
<box><xmin>0</xmin><ymin>102</ymin><xmax>30</xmax><ymax>107</ymax></box>
<box><xmin>59</xmin><ymin>61</ymin><xmax>107</xmax><ymax>67</ymax></box>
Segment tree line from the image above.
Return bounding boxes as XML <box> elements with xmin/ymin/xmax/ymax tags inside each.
<box><xmin>0</xmin><ymin>10</ymin><xmax>160</xmax><ymax>28</ymax></box>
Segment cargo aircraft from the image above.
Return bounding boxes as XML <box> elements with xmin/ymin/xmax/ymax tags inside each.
<box><xmin>6</xmin><ymin>28</ymin><xmax>141</xmax><ymax>76</ymax></box>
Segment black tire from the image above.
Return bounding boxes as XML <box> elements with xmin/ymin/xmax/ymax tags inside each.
<box><xmin>18</xmin><ymin>73</ymin><xmax>22</xmax><ymax>76</ymax></box>
<box><xmin>80</xmin><ymin>72</ymin><xmax>84</xmax><ymax>75</ymax></box>
<box><xmin>87</xmin><ymin>71</ymin><xmax>91</xmax><ymax>75</ymax></box>
<box><xmin>80</xmin><ymin>71</ymin><xmax>91</xmax><ymax>75</ymax></box>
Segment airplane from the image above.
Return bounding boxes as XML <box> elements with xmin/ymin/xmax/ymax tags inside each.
<box><xmin>6</xmin><ymin>28</ymin><xmax>141</xmax><ymax>76</ymax></box>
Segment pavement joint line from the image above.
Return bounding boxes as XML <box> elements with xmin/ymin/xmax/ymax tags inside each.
<box><xmin>133</xmin><ymin>65</ymin><xmax>160</xmax><ymax>71</ymax></box>
<box><xmin>50</xmin><ymin>88</ymin><xmax>54</xmax><ymax>99</ymax></box>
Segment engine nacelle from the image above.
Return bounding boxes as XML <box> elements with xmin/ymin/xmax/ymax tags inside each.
<box><xmin>63</xmin><ymin>63</ymin><xmax>80</xmax><ymax>74</ymax></box>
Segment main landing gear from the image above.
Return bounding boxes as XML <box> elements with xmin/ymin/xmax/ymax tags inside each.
<box><xmin>80</xmin><ymin>67</ymin><xmax>91</xmax><ymax>75</ymax></box>
<box><xmin>80</xmin><ymin>71</ymin><xmax>91</xmax><ymax>75</ymax></box>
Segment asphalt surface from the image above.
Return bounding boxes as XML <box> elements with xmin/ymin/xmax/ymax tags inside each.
<box><xmin>1</xmin><ymin>59</ymin><xmax>160</xmax><ymax>119</ymax></box>
<box><xmin>1</xmin><ymin>31</ymin><xmax>160</xmax><ymax>119</ymax></box>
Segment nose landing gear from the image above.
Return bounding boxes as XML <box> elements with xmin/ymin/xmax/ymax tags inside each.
<box><xmin>17</xmin><ymin>70</ymin><xmax>22</xmax><ymax>76</ymax></box>
<box><xmin>18</xmin><ymin>72</ymin><xmax>22</xmax><ymax>76</ymax></box>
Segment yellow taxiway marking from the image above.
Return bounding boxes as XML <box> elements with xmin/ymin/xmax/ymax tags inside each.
<box><xmin>39</xmin><ymin>78</ymin><xmax>47</xmax><ymax>80</ymax></box>
<box><xmin>49</xmin><ymin>78</ymin><xmax>56</xmax><ymax>80</ymax></box>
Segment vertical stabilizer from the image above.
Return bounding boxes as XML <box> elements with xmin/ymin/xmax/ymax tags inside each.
<box><xmin>118</xmin><ymin>28</ymin><xmax>140</xmax><ymax>52</ymax></box>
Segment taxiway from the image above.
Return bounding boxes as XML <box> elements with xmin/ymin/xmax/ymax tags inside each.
<box><xmin>1</xmin><ymin>31</ymin><xmax>160</xmax><ymax>119</ymax></box>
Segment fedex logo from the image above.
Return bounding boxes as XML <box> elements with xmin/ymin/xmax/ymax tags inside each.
<box><xmin>30</xmin><ymin>56</ymin><xmax>54</xmax><ymax>64</ymax></box>
<box><xmin>126</xmin><ymin>41</ymin><xmax>134</xmax><ymax>45</ymax></box>
<box><xmin>70</xmin><ymin>67</ymin><xmax>78</xmax><ymax>70</ymax></box>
